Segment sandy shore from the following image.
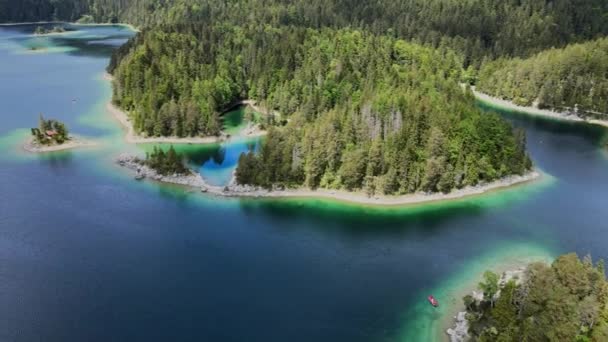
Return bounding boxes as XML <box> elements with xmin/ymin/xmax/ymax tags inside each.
<box><xmin>71</xmin><ymin>22</ymin><xmax>138</xmax><ymax>32</ymax></box>
<box><xmin>472</xmin><ymin>88</ymin><xmax>608</xmax><ymax>128</ymax></box>
<box><xmin>104</xmin><ymin>74</ymin><xmax>266</xmax><ymax>144</ymax></box>
<box><xmin>23</xmin><ymin>136</ymin><xmax>96</xmax><ymax>153</ymax></box>
<box><xmin>117</xmin><ymin>153</ymin><xmax>541</xmax><ymax>206</ymax></box>
<box><xmin>106</xmin><ymin>102</ymin><xmax>227</xmax><ymax>144</ymax></box>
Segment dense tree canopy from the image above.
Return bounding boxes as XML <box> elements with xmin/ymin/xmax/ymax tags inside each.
<box><xmin>477</xmin><ymin>37</ymin><xmax>608</xmax><ymax>118</ymax></box>
<box><xmin>2</xmin><ymin>0</ymin><xmax>608</xmax><ymax>63</ymax></box>
<box><xmin>108</xmin><ymin>23</ymin><xmax>532</xmax><ymax>195</ymax></box>
<box><xmin>0</xmin><ymin>0</ymin><xmax>168</xmax><ymax>26</ymax></box>
<box><xmin>226</xmin><ymin>27</ymin><xmax>532</xmax><ymax>195</ymax></box>
<box><xmin>144</xmin><ymin>145</ymin><xmax>189</xmax><ymax>175</ymax></box>
<box><xmin>467</xmin><ymin>254</ymin><xmax>608</xmax><ymax>342</ymax></box>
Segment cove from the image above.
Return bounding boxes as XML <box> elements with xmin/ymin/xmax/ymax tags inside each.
<box><xmin>1</xmin><ymin>24</ymin><xmax>608</xmax><ymax>342</ymax></box>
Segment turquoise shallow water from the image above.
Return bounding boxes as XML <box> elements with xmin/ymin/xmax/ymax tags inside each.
<box><xmin>1</xmin><ymin>24</ymin><xmax>608</xmax><ymax>342</ymax></box>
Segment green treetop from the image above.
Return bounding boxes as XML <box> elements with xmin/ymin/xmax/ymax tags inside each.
<box><xmin>31</xmin><ymin>114</ymin><xmax>69</xmax><ymax>145</ymax></box>
<box><xmin>465</xmin><ymin>253</ymin><xmax>608</xmax><ymax>341</ymax></box>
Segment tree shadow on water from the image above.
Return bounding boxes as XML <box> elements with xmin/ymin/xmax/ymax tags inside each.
<box><xmin>235</xmin><ymin>196</ymin><xmax>489</xmax><ymax>239</ymax></box>
<box><xmin>37</xmin><ymin>150</ymin><xmax>74</xmax><ymax>170</ymax></box>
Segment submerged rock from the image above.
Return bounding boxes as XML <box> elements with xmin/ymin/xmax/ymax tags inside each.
<box><xmin>116</xmin><ymin>153</ymin><xmax>207</xmax><ymax>189</ymax></box>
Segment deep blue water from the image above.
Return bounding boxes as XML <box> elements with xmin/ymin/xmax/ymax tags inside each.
<box><xmin>1</xmin><ymin>24</ymin><xmax>607</xmax><ymax>342</ymax></box>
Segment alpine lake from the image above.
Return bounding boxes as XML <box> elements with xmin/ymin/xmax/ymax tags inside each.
<box><xmin>1</xmin><ymin>24</ymin><xmax>607</xmax><ymax>342</ymax></box>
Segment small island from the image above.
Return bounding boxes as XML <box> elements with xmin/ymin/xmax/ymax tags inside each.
<box><xmin>24</xmin><ymin>114</ymin><xmax>94</xmax><ymax>153</ymax></box>
<box><xmin>34</xmin><ymin>25</ymin><xmax>66</xmax><ymax>35</ymax></box>
<box><xmin>448</xmin><ymin>253</ymin><xmax>608</xmax><ymax>341</ymax></box>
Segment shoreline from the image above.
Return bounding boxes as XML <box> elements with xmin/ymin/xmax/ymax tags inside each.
<box><xmin>106</xmin><ymin>102</ymin><xmax>228</xmax><ymax>144</ymax></box>
<box><xmin>233</xmin><ymin>171</ymin><xmax>541</xmax><ymax>206</ymax></box>
<box><xmin>442</xmin><ymin>265</ymin><xmax>530</xmax><ymax>342</ymax></box>
<box><xmin>472</xmin><ymin>88</ymin><xmax>608</xmax><ymax>128</ymax></box>
<box><xmin>438</xmin><ymin>250</ymin><xmax>554</xmax><ymax>342</ymax></box>
<box><xmin>33</xmin><ymin>30</ymin><xmax>74</xmax><ymax>37</ymax></box>
<box><xmin>116</xmin><ymin>153</ymin><xmax>541</xmax><ymax>206</ymax></box>
<box><xmin>71</xmin><ymin>22</ymin><xmax>139</xmax><ymax>32</ymax></box>
<box><xmin>104</xmin><ymin>73</ymin><xmax>266</xmax><ymax>144</ymax></box>
<box><xmin>0</xmin><ymin>21</ymin><xmax>138</xmax><ymax>32</ymax></box>
<box><xmin>23</xmin><ymin>135</ymin><xmax>96</xmax><ymax>153</ymax></box>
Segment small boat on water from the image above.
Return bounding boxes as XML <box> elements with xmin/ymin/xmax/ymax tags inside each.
<box><xmin>428</xmin><ymin>295</ymin><xmax>439</xmax><ymax>307</ymax></box>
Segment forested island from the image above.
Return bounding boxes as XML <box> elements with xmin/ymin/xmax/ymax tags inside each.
<box><xmin>5</xmin><ymin>0</ymin><xmax>608</xmax><ymax>193</ymax></box>
<box><xmin>105</xmin><ymin>23</ymin><xmax>533</xmax><ymax>195</ymax></box>
<box><xmin>24</xmin><ymin>115</ymin><xmax>93</xmax><ymax>153</ymax></box>
<box><xmin>31</xmin><ymin>115</ymin><xmax>69</xmax><ymax>144</ymax></box>
<box><xmin>451</xmin><ymin>253</ymin><xmax>608</xmax><ymax>342</ymax></box>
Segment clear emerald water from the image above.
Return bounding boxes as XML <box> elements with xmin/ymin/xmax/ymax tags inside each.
<box><xmin>0</xmin><ymin>24</ymin><xmax>607</xmax><ymax>342</ymax></box>
<box><xmin>196</xmin><ymin>106</ymin><xmax>260</xmax><ymax>186</ymax></box>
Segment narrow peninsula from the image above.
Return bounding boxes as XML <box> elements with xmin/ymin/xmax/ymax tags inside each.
<box><xmin>117</xmin><ymin>152</ymin><xmax>539</xmax><ymax>206</ymax></box>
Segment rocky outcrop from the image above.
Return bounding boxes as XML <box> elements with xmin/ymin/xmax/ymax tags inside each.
<box><xmin>116</xmin><ymin>154</ymin><xmax>540</xmax><ymax>206</ymax></box>
<box><xmin>446</xmin><ymin>267</ymin><xmax>526</xmax><ymax>342</ymax></box>
<box><xmin>446</xmin><ymin>311</ymin><xmax>469</xmax><ymax>342</ymax></box>
<box><xmin>116</xmin><ymin>154</ymin><xmax>272</xmax><ymax>196</ymax></box>
<box><xmin>116</xmin><ymin>154</ymin><xmax>208</xmax><ymax>189</ymax></box>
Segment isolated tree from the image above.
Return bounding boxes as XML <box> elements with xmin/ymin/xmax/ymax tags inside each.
<box><xmin>479</xmin><ymin>271</ymin><xmax>499</xmax><ymax>307</ymax></box>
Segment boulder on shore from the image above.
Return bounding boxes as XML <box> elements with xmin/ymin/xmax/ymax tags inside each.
<box><xmin>446</xmin><ymin>311</ymin><xmax>469</xmax><ymax>342</ymax></box>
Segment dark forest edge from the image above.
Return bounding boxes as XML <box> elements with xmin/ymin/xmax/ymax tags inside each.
<box><xmin>3</xmin><ymin>0</ymin><xmax>608</xmax><ymax>63</ymax></box>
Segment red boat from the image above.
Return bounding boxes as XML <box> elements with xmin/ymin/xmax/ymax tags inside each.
<box><xmin>428</xmin><ymin>295</ymin><xmax>439</xmax><ymax>307</ymax></box>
